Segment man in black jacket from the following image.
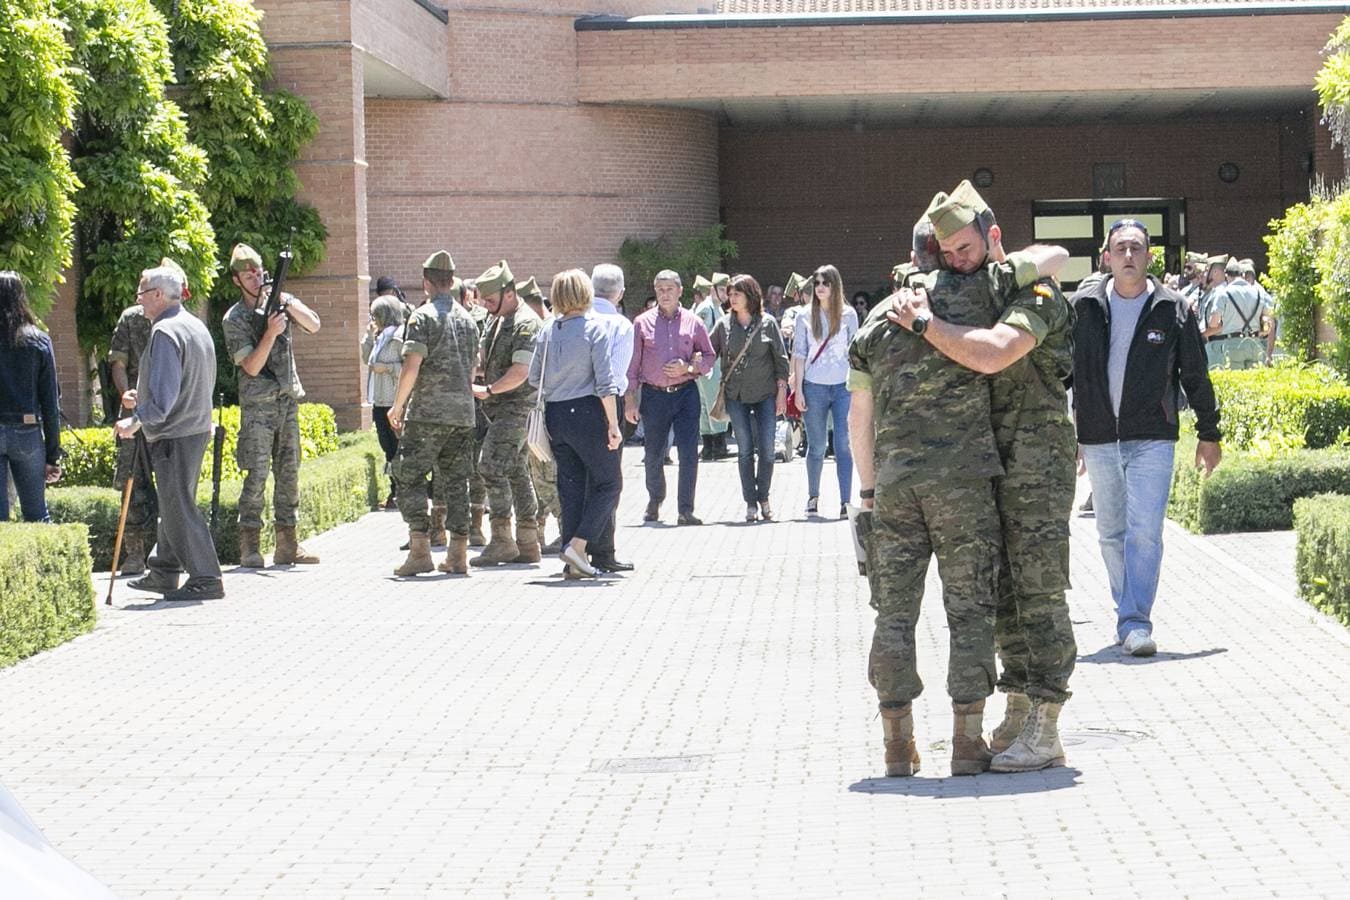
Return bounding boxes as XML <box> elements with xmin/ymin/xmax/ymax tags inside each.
<box><xmin>1071</xmin><ymin>220</ymin><xmax>1221</xmax><ymax>657</ymax></box>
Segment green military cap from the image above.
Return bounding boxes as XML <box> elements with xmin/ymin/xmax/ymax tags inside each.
<box><xmin>422</xmin><ymin>250</ymin><xmax>455</xmax><ymax>274</ymax></box>
<box><xmin>1206</xmin><ymin>254</ymin><xmax>1230</xmax><ymax>268</ymax></box>
<box><xmin>1224</xmin><ymin>257</ymin><xmax>1242</xmax><ymax>275</ymax></box>
<box><xmin>1184</xmin><ymin>252</ymin><xmax>1207</xmax><ymax>266</ymax></box>
<box><xmin>784</xmin><ymin>272</ymin><xmax>807</xmax><ymax>299</ymax></box>
<box><xmin>229</xmin><ymin>243</ymin><xmax>262</xmax><ymax>273</ymax></box>
<box><xmin>476</xmin><ymin>259</ymin><xmax>514</xmax><ymax>297</ymax></box>
<box><xmin>1239</xmin><ymin>257</ymin><xmax>1256</xmax><ymax>274</ymax></box>
<box><xmin>693</xmin><ymin>275</ymin><xmax>713</xmax><ymax>295</ymax></box>
<box><xmin>925</xmin><ymin>179</ymin><xmax>989</xmax><ymax>241</ymax></box>
<box><xmin>711</xmin><ymin>272</ymin><xmax>730</xmax><ymax>288</ymax></box>
<box><xmin>160</xmin><ymin>256</ymin><xmax>190</xmax><ymax>298</ymax></box>
<box><xmin>517</xmin><ymin>276</ymin><xmax>542</xmax><ymax>302</ymax></box>
<box><xmin>891</xmin><ymin>263</ymin><xmax>916</xmax><ymax>286</ymax></box>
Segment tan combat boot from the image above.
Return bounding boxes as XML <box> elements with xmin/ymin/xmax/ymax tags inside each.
<box><xmin>879</xmin><ymin>704</ymin><xmax>921</xmax><ymax>777</ymax></box>
<box><xmin>438</xmin><ymin>535</ymin><xmax>469</xmax><ymax>574</ymax></box>
<box><xmin>512</xmin><ymin>519</ymin><xmax>541</xmax><ymax>564</ymax></box>
<box><xmin>991</xmin><ymin>699</ymin><xmax>1066</xmax><ymax>773</ymax></box>
<box><xmin>239</xmin><ymin>526</ymin><xmax>265</xmax><ymax>568</ymax></box>
<box><xmin>120</xmin><ymin>532</ymin><xmax>147</xmax><ymax>575</ymax></box>
<box><xmin>470</xmin><ymin>516</ymin><xmax>519</xmax><ymax>566</ymax></box>
<box><xmin>395</xmin><ymin>531</ymin><xmax>435</xmax><ymax>576</ymax></box>
<box><xmin>468</xmin><ymin>505</ymin><xmax>486</xmax><ymax>547</ymax></box>
<box><xmin>429</xmin><ymin>506</ymin><xmax>448</xmax><ymax>547</ymax></box>
<box><xmin>951</xmin><ymin>699</ymin><xmax>994</xmax><ymax>776</ymax></box>
<box><xmin>990</xmin><ymin>693</ymin><xmax>1031</xmax><ymax>754</ymax></box>
<box><xmin>274</xmin><ymin>525</ymin><xmax>319</xmax><ymax>565</ymax></box>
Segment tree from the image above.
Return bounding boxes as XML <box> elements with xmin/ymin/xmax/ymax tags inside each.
<box><xmin>617</xmin><ymin>225</ymin><xmax>738</xmax><ymax>318</ymax></box>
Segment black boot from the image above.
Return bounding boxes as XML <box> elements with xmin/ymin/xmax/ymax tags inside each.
<box><xmin>701</xmin><ymin>436</ymin><xmax>714</xmax><ymax>461</ymax></box>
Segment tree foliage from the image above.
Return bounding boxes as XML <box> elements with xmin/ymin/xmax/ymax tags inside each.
<box><xmin>1317</xmin><ymin>16</ymin><xmax>1350</xmax><ymax>147</ymax></box>
<box><xmin>1264</xmin><ymin>194</ymin><xmax>1326</xmax><ymax>365</ymax></box>
<box><xmin>0</xmin><ymin>0</ymin><xmax>80</xmax><ymax>317</ymax></box>
<box><xmin>58</xmin><ymin>0</ymin><xmax>217</xmax><ymax>356</ymax></box>
<box><xmin>617</xmin><ymin>225</ymin><xmax>738</xmax><ymax>318</ymax></box>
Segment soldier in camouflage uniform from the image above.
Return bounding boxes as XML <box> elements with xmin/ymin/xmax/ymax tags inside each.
<box><xmin>469</xmin><ymin>260</ymin><xmax>541</xmax><ymax>566</ymax></box>
<box><xmin>222</xmin><ymin>243</ymin><xmax>323</xmax><ymax>568</ymax></box>
<box><xmin>461</xmin><ymin>280</ymin><xmax>489</xmax><ymax>546</ymax></box>
<box><xmin>108</xmin><ymin>289</ymin><xmax>157</xmax><ymax>574</ymax></box>
<box><xmin>888</xmin><ymin>181</ymin><xmax>1078</xmax><ymax>773</ymax></box>
<box><xmin>387</xmin><ymin>251</ymin><xmax>480</xmax><ymax>575</ymax></box>
<box><xmin>517</xmin><ymin>276</ymin><xmax>563</xmax><ymax>553</ymax></box>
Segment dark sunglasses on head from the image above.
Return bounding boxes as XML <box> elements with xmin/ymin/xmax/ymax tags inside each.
<box><xmin>1108</xmin><ymin>218</ymin><xmax>1150</xmax><ymax>241</ymax></box>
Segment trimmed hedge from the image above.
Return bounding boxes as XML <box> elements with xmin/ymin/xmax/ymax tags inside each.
<box><xmin>49</xmin><ymin>431</ymin><xmax>390</xmax><ymax>569</ymax></box>
<box><xmin>0</xmin><ymin>524</ymin><xmax>97</xmax><ymax>668</ymax></box>
<box><xmin>59</xmin><ymin>403</ymin><xmax>340</xmax><ymax>487</ymax></box>
<box><xmin>1294</xmin><ymin>494</ymin><xmax>1350</xmax><ymax>627</ymax></box>
<box><xmin>1170</xmin><ymin>438</ymin><xmax>1350</xmax><ymax>533</ymax></box>
<box><xmin>1210</xmin><ymin>364</ymin><xmax>1350</xmax><ymax>450</ymax></box>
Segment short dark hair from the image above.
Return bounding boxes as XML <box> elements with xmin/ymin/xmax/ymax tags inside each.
<box><xmin>728</xmin><ymin>274</ymin><xmax>763</xmax><ymax>316</ymax></box>
<box><xmin>424</xmin><ymin>268</ymin><xmax>456</xmax><ymax>290</ymax></box>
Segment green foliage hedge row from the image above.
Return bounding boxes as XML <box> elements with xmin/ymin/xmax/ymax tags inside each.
<box><xmin>48</xmin><ymin>430</ymin><xmax>388</xmax><ymax>569</ymax></box>
<box><xmin>1170</xmin><ymin>437</ymin><xmax>1350</xmax><ymax>533</ymax></box>
<box><xmin>616</xmin><ymin>224</ymin><xmax>738</xmax><ymax>318</ymax></box>
<box><xmin>59</xmin><ymin>402</ymin><xmax>339</xmax><ymax>487</ymax></box>
<box><xmin>1210</xmin><ymin>364</ymin><xmax>1350</xmax><ymax>450</ymax></box>
<box><xmin>1294</xmin><ymin>493</ymin><xmax>1350</xmax><ymax>627</ymax></box>
<box><xmin>0</xmin><ymin>523</ymin><xmax>96</xmax><ymax>667</ymax></box>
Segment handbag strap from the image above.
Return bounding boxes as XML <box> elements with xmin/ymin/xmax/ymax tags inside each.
<box><xmin>723</xmin><ymin>317</ymin><xmax>760</xmax><ymax>376</ymax></box>
<box><xmin>534</xmin><ymin>324</ymin><xmax>550</xmax><ymax>409</ymax></box>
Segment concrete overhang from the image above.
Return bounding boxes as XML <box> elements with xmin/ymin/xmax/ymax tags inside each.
<box><xmin>355</xmin><ymin>0</ymin><xmax>449</xmax><ymax>99</ymax></box>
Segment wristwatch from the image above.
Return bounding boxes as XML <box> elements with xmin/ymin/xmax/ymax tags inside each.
<box><xmin>485</xmin><ymin>384</ymin><xmax>493</xmax><ymax>396</ymax></box>
<box><xmin>911</xmin><ymin>312</ymin><xmax>932</xmax><ymax>336</ymax></box>
<box><xmin>685</xmin><ymin>361</ymin><xmax>695</xmax><ymax>375</ymax></box>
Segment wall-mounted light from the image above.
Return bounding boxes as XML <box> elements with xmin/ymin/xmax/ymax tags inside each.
<box><xmin>973</xmin><ymin>167</ymin><xmax>994</xmax><ymax>188</ymax></box>
<box><xmin>1218</xmin><ymin>162</ymin><xmax>1240</xmax><ymax>184</ymax></box>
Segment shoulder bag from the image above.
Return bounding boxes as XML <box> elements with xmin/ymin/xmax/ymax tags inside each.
<box><xmin>709</xmin><ymin>318</ymin><xmax>760</xmax><ymax>424</ymax></box>
<box><xmin>526</xmin><ymin>328</ymin><xmax>553</xmax><ymax>463</ymax></box>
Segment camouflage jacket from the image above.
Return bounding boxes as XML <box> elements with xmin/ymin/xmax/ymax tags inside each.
<box><xmin>108</xmin><ymin>304</ymin><xmax>152</xmax><ymax>384</ymax></box>
<box><xmin>222</xmin><ymin>294</ymin><xmax>305</xmax><ymax>403</ymax></box>
<box><xmin>403</xmin><ymin>293</ymin><xmax>478</xmax><ymax>427</ymax></box>
<box><xmin>479</xmin><ymin>303</ymin><xmax>541</xmax><ymax>421</ymax></box>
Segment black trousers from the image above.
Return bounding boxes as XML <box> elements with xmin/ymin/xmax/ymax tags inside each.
<box><xmin>147</xmin><ymin>431</ymin><xmax>222</xmax><ymax>581</ymax></box>
<box><xmin>545</xmin><ymin>395</ymin><xmax>622</xmax><ymax>546</ymax></box>
<box><xmin>589</xmin><ymin>394</ymin><xmax>624</xmax><ymax>557</ymax></box>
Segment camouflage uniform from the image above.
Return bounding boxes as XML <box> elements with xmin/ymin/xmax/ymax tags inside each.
<box><xmin>849</xmin><ymin>273</ymin><xmax>1005</xmax><ymax>706</ymax></box>
<box><xmin>478</xmin><ymin>303</ymin><xmax>541</xmax><ymax>522</ymax></box>
<box><xmin>222</xmin><ymin>293</ymin><xmax>306</xmax><ymax>529</ymax></box>
<box><xmin>466</xmin><ymin>301</ymin><xmax>489</xmax><ymax>510</ymax></box>
<box><xmin>109</xmin><ymin>304</ymin><xmax>157</xmax><ymax>534</ymax></box>
<box><xmin>395</xmin><ymin>293</ymin><xmax>479</xmax><ymax>534</ymax></box>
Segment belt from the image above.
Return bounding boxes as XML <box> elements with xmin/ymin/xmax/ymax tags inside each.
<box><xmin>646</xmin><ymin>381</ymin><xmax>695</xmax><ymax>394</ymax></box>
<box><xmin>0</xmin><ymin>413</ymin><xmax>41</xmax><ymax>426</ymax></box>
<box><xmin>1212</xmin><ymin>332</ymin><xmax>1258</xmax><ymax>341</ymax></box>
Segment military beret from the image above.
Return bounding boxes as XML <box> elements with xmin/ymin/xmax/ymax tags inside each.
<box><xmin>926</xmin><ymin>179</ymin><xmax>988</xmax><ymax>241</ymax></box>
<box><xmin>229</xmin><ymin>243</ymin><xmax>263</xmax><ymax>273</ymax></box>
<box><xmin>476</xmin><ymin>259</ymin><xmax>514</xmax><ymax>297</ymax></box>
<box><xmin>784</xmin><ymin>272</ymin><xmax>807</xmax><ymax>299</ymax></box>
<box><xmin>1224</xmin><ymin>257</ymin><xmax>1242</xmax><ymax>275</ymax></box>
<box><xmin>711</xmin><ymin>272</ymin><xmax>730</xmax><ymax>288</ymax></box>
<box><xmin>1184</xmin><ymin>252</ymin><xmax>1207</xmax><ymax>266</ymax></box>
<box><xmin>517</xmin><ymin>276</ymin><xmax>542</xmax><ymax>302</ymax></box>
<box><xmin>693</xmin><ymin>275</ymin><xmax>714</xmax><ymax>295</ymax></box>
<box><xmin>1206</xmin><ymin>254</ymin><xmax>1230</xmax><ymax>268</ymax></box>
<box><xmin>422</xmin><ymin>250</ymin><xmax>455</xmax><ymax>274</ymax></box>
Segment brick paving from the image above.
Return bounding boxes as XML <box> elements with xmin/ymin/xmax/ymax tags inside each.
<box><xmin>3</xmin><ymin>450</ymin><xmax>1349</xmax><ymax>897</ymax></box>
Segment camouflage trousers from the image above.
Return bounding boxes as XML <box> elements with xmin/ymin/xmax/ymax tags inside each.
<box><xmin>395</xmin><ymin>421</ymin><xmax>474</xmax><ymax>535</ymax></box>
<box><xmin>866</xmin><ymin>478</ymin><xmax>1000</xmax><ymax>705</ymax></box>
<box><xmin>469</xmin><ymin>429</ymin><xmax>486</xmax><ymax>508</ymax></box>
<box><xmin>994</xmin><ymin>419</ymin><xmax>1078</xmax><ymax>703</ymax></box>
<box><xmin>481</xmin><ymin>418</ymin><xmax>536</xmax><ymax>521</ymax></box>
<box><xmin>237</xmin><ymin>395</ymin><xmax>301</xmax><ymax>529</ymax></box>
<box><xmin>527</xmin><ymin>449</ymin><xmax>561</xmax><ymax>520</ymax></box>
<box><xmin>114</xmin><ymin>434</ymin><xmax>158</xmax><ymax>536</ymax></box>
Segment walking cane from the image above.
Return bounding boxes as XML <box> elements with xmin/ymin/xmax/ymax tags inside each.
<box><xmin>106</xmin><ymin>431</ymin><xmax>148</xmax><ymax>607</ymax></box>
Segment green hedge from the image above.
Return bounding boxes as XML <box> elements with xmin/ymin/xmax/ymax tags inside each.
<box><xmin>49</xmin><ymin>431</ymin><xmax>389</xmax><ymax>569</ymax></box>
<box><xmin>1294</xmin><ymin>494</ymin><xmax>1350</xmax><ymax>627</ymax></box>
<box><xmin>1170</xmin><ymin>437</ymin><xmax>1350</xmax><ymax>533</ymax></box>
<box><xmin>59</xmin><ymin>402</ymin><xmax>340</xmax><ymax>487</ymax></box>
<box><xmin>0</xmin><ymin>524</ymin><xmax>97</xmax><ymax>668</ymax></box>
<box><xmin>1211</xmin><ymin>364</ymin><xmax>1350</xmax><ymax>450</ymax></box>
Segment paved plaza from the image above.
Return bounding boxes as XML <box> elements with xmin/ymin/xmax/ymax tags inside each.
<box><xmin>2</xmin><ymin>450</ymin><xmax>1349</xmax><ymax>898</ymax></box>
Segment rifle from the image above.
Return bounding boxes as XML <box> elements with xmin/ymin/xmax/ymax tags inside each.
<box><xmin>210</xmin><ymin>391</ymin><xmax>225</xmax><ymax>531</ymax></box>
<box><xmin>250</xmin><ymin>228</ymin><xmax>296</xmax><ymax>345</ymax></box>
<box><xmin>107</xmin><ymin>430</ymin><xmax>149</xmax><ymax>606</ymax></box>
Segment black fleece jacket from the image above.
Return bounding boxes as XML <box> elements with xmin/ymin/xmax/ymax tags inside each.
<box><xmin>1070</xmin><ymin>275</ymin><xmax>1221</xmax><ymax>445</ymax></box>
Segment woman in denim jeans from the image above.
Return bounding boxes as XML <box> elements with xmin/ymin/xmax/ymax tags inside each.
<box><xmin>0</xmin><ymin>273</ymin><xmax>62</xmax><ymax>522</ymax></box>
<box><xmin>790</xmin><ymin>265</ymin><xmax>859</xmax><ymax>519</ymax></box>
<box><xmin>709</xmin><ymin>275</ymin><xmax>788</xmax><ymax>523</ymax></box>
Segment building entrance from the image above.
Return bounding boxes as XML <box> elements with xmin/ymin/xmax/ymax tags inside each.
<box><xmin>1031</xmin><ymin>198</ymin><xmax>1187</xmax><ymax>289</ymax></box>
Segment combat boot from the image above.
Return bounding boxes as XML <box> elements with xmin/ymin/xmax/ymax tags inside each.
<box><xmin>951</xmin><ymin>699</ymin><xmax>994</xmax><ymax>776</ymax></box>
<box><xmin>119</xmin><ymin>532</ymin><xmax>147</xmax><ymax>576</ymax></box>
<box><xmin>429</xmin><ymin>506</ymin><xmax>448</xmax><ymax>547</ymax></box>
<box><xmin>990</xmin><ymin>692</ymin><xmax>1031</xmax><ymax>754</ymax></box>
<box><xmin>512</xmin><ymin>519</ymin><xmax>541</xmax><ymax>564</ymax></box>
<box><xmin>438</xmin><ymin>535</ymin><xmax>469</xmax><ymax>574</ymax></box>
<box><xmin>471</xmin><ymin>516</ymin><xmax>519</xmax><ymax>566</ymax></box>
<box><xmin>274</xmin><ymin>526</ymin><xmax>319</xmax><ymax>565</ymax></box>
<box><xmin>239</xmin><ymin>526</ymin><xmax>266</xmax><ymax>568</ymax></box>
<box><xmin>394</xmin><ymin>531</ymin><xmax>435</xmax><ymax>576</ymax></box>
<box><xmin>468</xmin><ymin>505</ymin><xmax>486</xmax><ymax>547</ymax></box>
<box><xmin>879</xmin><ymin>703</ymin><xmax>921</xmax><ymax>777</ymax></box>
<box><xmin>991</xmin><ymin>699</ymin><xmax>1066</xmax><ymax>773</ymax></box>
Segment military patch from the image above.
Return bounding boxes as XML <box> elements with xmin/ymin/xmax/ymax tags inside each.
<box><xmin>1033</xmin><ymin>284</ymin><xmax>1053</xmax><ymax>304</ymax></box>
<box><xmin>1146</xmin><ymin>329</ymin><xmax>1165</xmax><ymax>344</ymax></box>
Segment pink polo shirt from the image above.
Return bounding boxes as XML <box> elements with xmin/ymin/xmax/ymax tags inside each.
<box><xmin>627</xmin><ymin>305</ymin><xmax>715</xmax><ymax>390</ymax></box>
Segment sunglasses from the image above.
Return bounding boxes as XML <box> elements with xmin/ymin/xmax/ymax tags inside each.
<box><xmin>814</xmin><ymin>278</ymin><xmax>830</xmax><ymax>286</ymax></box>
<box><xmin>1108</xmin><ymin>218</ymin><xmax>1150</xmax><ymax>241</ymax></box>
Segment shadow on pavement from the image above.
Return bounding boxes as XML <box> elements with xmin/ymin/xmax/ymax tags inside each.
<box><xmin>849</xmin><ymin>766</ymin><xmax>1081</xmax><ymax>797</ymax></box>
<box><xmin>116</xmin><ymin>597</ymin><xmax>205</xmax><ymax>611</ymax></box>
<box><xmin>1077</xmin><ymin>644</ymin><xmax>1228</xmax><ymax>665</ymax></box>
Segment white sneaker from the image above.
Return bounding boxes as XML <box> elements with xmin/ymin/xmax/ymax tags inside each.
<box><xmin>1122</xmin><ymin>629</ymin><xmax>1157</xmax><ymax>657</ymax></box>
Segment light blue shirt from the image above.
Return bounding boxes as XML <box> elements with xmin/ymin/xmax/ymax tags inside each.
<box><xmin>529</xmin><ymin>312</ymin><xmax>618</xmax><ymax>402</ymax></box>
<box><xmin>591</xmin><ymin>297</ymin><xmax>634</xmax><ymax>394</ymax></box>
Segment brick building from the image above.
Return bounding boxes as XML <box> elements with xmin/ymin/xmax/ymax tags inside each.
<box><xmin>46</xmin><ymin>0</ymin><xmax>1350</xmax><ymax>427</ymax></box>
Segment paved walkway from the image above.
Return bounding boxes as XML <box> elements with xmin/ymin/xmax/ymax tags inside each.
<box><xmin>3</xmin><ymin>450</ymin><xmax>1349</xmax><ymax>898</ymax></box>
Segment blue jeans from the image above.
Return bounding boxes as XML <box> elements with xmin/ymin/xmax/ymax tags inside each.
<box><xmin>725</xmin><ymin>395</ymin><xmax>776</xmax><ymax>504</ymax></box>
<box><xmin>801</xmin><ymin>380</ymin><xmax>853</xmax><ymax>503</ymax></box>
<box><xmin>640</xmin><ymin>383</ymin><xmax>701</xmax><ymax>515</ymax></box>
<box><xmin>0</xmin><ymin>424</ymin><xmax>50</xmax><ymax>522</ymax></box>
<box><xmin>1080</xmin><ymin>440</ymin><xmax>1176</xmax><ymax>641</ymax></box>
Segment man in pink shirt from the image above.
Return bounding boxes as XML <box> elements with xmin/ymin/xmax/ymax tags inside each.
<box><xmin>625</xmin><ymin>270</ymin><xmax>715</xmax><ymax>525</ymax></box>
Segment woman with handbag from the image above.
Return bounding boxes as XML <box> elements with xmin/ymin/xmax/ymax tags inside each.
<box><xmin>527</xmin><ymin>269</ymin><xmax>623</xmax><ymax>578</ymax></box>
<box><xmin>708</xmin><ymin>274</ymin><xmax>789</xmax><ymax>523</ymax></box>
<box><xmin>790</xmin><ymin>264</ymin><xmax>859</xmax><ymax>519</ymax></box>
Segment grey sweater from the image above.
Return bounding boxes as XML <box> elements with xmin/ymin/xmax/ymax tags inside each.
<box><xmin>134</xmin><ymin>305</ymin><xmax>217</xmax><ymax>441</ymax></box>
